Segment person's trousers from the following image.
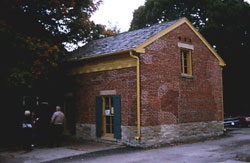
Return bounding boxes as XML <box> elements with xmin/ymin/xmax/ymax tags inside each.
<box><xmin>51</xmin><ymin>124</ymin><xmax>63</xmax><ymax>146</ymax></box>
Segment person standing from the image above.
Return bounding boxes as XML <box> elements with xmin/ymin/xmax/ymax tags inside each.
<box><xmin>50</xmin><ymin>106</ymin><xmax>65</xmax><ymax>147</ymax></box>
<box><xmin>22</xmin><ymin>110</ymin><xmax>33</xmax><ymax>151</ymax></box>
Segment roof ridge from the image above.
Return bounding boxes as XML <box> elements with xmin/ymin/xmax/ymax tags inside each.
<box><xmin>67</xmin><ymin>17</ymin><xmax>185</xmax><ymax>61</ymax></box>
<box><xmin>93</xmin><ymin>18</ymin><xmax>184</xmax><ymax>42</ymax></box>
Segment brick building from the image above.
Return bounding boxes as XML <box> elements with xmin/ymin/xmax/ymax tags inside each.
<box><xmin>65</xmin><ymin>17</ymin><xmax>226</xmax><ymax>147</ymax></box>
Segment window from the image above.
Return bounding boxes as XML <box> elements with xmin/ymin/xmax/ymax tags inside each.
<box><xmin>96</xmin><ymin>96</ymin><xmax>121</xmax><ymax>139</ymax></box>
<box><xmin>180</xmin><ymin>49</ymin><xmax>192</xmax><ymax>75</ymax></box>
<box><xmin>103</xmin><ymin>96</ymin><xmax>114</xmax><ymax>137</ymax></box>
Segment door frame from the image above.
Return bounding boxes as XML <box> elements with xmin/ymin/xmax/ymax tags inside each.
<box><xmin>102</xmin><ymin>96</ymin><xmax>114</xmax><ymax>137</ymax></box>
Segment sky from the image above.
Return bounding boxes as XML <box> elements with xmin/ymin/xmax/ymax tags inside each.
<box><xmin>91</xmin><ymin>0</ymin><xmax>145</xmax><ymax>32</ymax></box>
<box><xmin>91</xmin><ymin>0</ymin><xmax>250</xmax><ymax>33</ymax></box>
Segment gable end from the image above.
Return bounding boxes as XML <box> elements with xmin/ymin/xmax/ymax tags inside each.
<box><xmin>135</xmin><ymin>18</ymin><xmax>226</xmax><ymax>66</ymax></box>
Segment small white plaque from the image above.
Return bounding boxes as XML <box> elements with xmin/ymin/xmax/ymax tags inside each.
<box><xmin>105</xmin><ymin>110</ymin><xmax>110</xmax><ymax>115</ymax></box>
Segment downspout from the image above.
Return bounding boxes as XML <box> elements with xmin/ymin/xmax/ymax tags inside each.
<box><xmin>221</xmin><ymin>67</ymin><xmax>226</xmax><ymax>132</ymax></box>
<box><xmin>129</xmin><ymin>50</ymin><xmax>141</xmax><ymax>140</ymax></box>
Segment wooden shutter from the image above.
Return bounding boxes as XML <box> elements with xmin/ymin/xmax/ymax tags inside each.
<box><xmin>96</xmin><ymin>96</ymin><xmax>102</xmax><ymax>137</ymax></box>
<box><xmin>113</xmin><ymin>96</ymin><xmax>121</xmax><ymax>139</ymax></box>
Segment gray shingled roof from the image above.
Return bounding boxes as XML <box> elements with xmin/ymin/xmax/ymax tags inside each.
<box><xmin>67</xmin><ymin>18</ymin><xmax>182</xmax><ymax>61</ymax></box>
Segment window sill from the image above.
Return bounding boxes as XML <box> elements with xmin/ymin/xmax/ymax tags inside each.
<box><xmin>180</xmin><ymin>74</ymin><xmax>194</xmax><ymax>79</ymax></box>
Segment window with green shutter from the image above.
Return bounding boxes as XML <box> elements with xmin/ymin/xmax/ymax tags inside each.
<box><xmin>95</xmin><ymin>96</ymin><xmax>121</xmax><ymax>139</ymax></box>
<box><xmin>113</xmin><ymin>96</ymin><xmax>121</xmax><ymax>139</ymax></box>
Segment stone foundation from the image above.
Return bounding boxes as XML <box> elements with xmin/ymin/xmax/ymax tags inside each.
<box><xmin>138</xmin><ymin>121</ymin><xmax>223</xmax><ymax>148</ymax></box>
<box><xmin>75</xmin><ymin>123</ymin><xmax>96</xmax><ymax>140</ymax></box>
<box><xmin>75</xmin><ymin>121</ymin><xmax>223</xmax><ymax>148</ymax></box>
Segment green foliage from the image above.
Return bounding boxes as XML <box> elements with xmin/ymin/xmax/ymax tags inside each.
<box><xmin>130</xmin><ymin>0</ymin><xmax>211</xmax><ymax>31</ymax></box>
<box><xmin>130</xmin><ymin>0</ymin><xmax>250</xmax><ymax>53</ymax></box>
<box><xmin>130</xmin><ymin>0</ymin><xmax>250</xmax><ymax>114</ymax></box>
<box><xmin>0</xmin><ymin>0</ymin><xmax>107</xmax><ymax>90</ymax></box>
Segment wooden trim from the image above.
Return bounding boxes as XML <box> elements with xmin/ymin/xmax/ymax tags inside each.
<box><xmin>68</xmin><ymin>18</ymin><xmax>225</xmax><ymax>66</ymax></box>
<box><xmin>135</xmin><ymin>17</ymin><xmax>226</xmax><ymax>67</ymax></box>
<box><xmin>180</xmin><ymin>48</ymin><xmax>192</xmax><ymax>76</ymax></box>
<box><xmin>70</xmin><ymin>54</ymin><xmax>136</xmax><ymax>75</ymax></box>
<box><xmin>102</xmin><ymin>96</ymin><xmax>114</xmax><ymax>138</ymax></box>
<box><xmin>184</xmin><ymin>19</ymin><xmax>226</xmax><ymax>66</ymax></box>
<box><xmin>135</xmin><ymin>18</ymin><xmax>187</xmax><ymax>53</ymax></box>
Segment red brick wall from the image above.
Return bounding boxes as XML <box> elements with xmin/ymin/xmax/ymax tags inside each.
<box><xmin>73</xmin><ymin>23</ymin><xmax>223</xmax><ymax>128</ymax></box>
<box><xmin>140</xmin><ymin>23</ymin><xmax>223</xmax><ymax>126</ymax></box>
<box><xmin>73</xmin><ymin>67</ymin><xmax>137</xmax><ymax>126</ymax></box>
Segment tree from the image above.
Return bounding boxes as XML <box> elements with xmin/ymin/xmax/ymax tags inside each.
<box><xmin>130</xmin><ymin>0</ymin><xmax>250</xmax><ymax>115</ymax></box>
<box><xmin>0</xmin><ymin>0</ymin><xmax>107</xmax><ymax>90</ymax></box>
<box><xmin>0</xmin><ymin>0</ymin><xmax>120</xmax><ymax>146</ymax></box>
<box><xmin>130</xmin><ymin>0</ymin><xmax>212</xmax><ymax>31</ymax></box>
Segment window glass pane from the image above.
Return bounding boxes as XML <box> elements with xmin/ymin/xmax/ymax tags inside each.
<box><xmin>183</xmin><ymin>51</ymin><xmax>188</xmax><ymax>74</ymax></box>
<box><xmin>181</xmin><ymin>49</ymin><xmax>191</xmax><ymax>75</ymax></box>
<box><xmin>111</xmin><ymin>116</ymin><xmax>114</xmax><ymax>133</ymax></box>
<box><xmin>103</xmin><ymin>96</ymin><xmax>115</xmax><ymax>135</ymax></box>
<box><xmin>181</xmin><ymin>51</ymin><xmax>183</xmax><ymax>73</ymax></box>
<box><xmin>105</xmin><ymin>97</ymin><xmax>109</xmax><ymax>110</ymax></box>
<box><xmin>106</xmin><ymin>116</ymin><xmax>110</xmax><ymax>133</ymax></box>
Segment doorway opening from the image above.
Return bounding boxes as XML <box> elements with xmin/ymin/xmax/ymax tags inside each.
<box><xmin>102</xmin><ymin>96</ymin><xmax>114</xmax><ymax>137</ymax></box>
